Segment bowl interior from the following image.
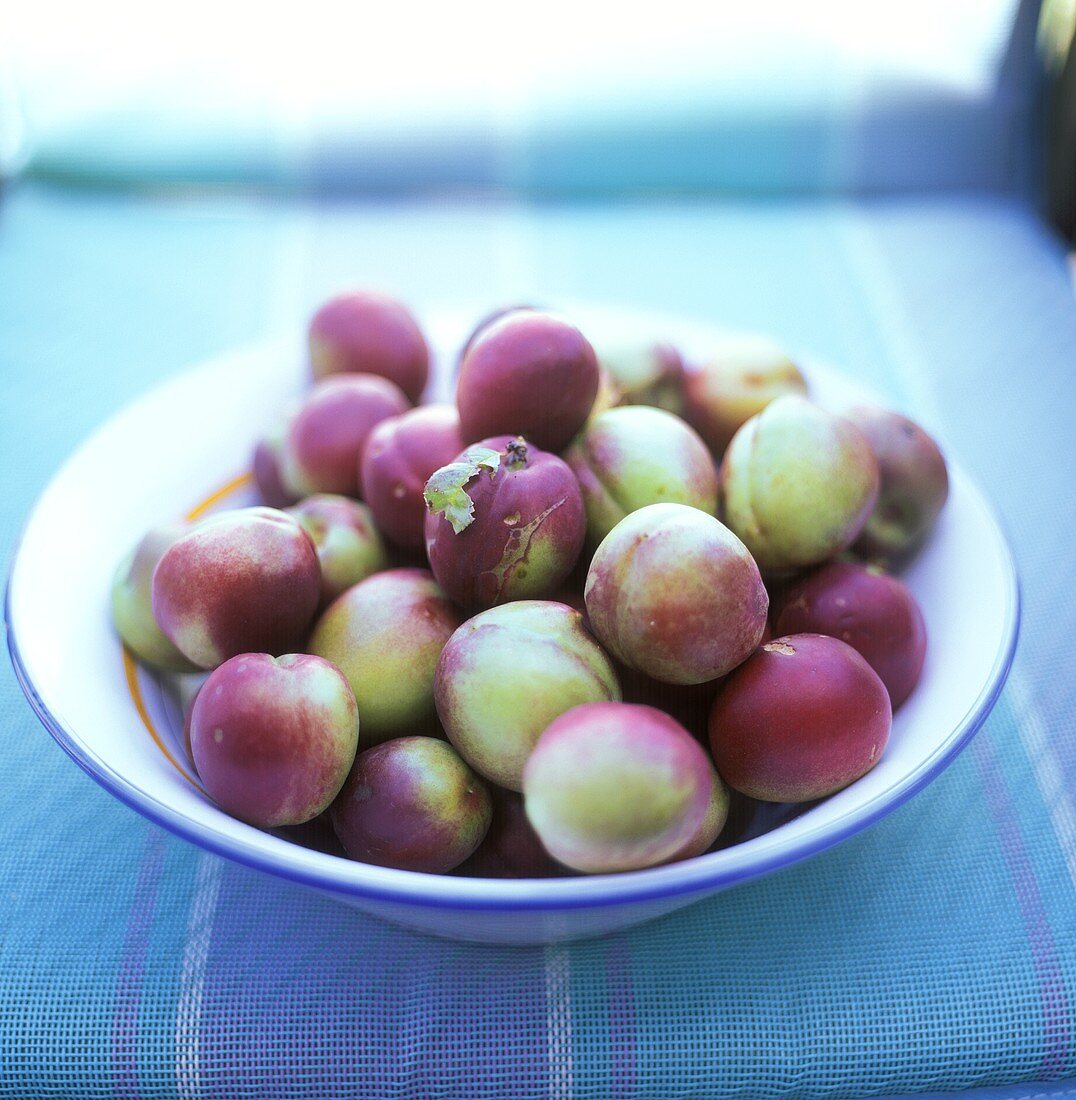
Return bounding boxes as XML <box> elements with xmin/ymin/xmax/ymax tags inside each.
<box><xmin>6</xmin><ymin>302</ymin><xmax>1018</xmax><ymax>910</ymax></box>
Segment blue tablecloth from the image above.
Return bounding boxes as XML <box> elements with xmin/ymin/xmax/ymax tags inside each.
<box><xmin>2</xmin><ymin>181</ymin><xmax>1075</xmax><ymax>1098</ymax></box>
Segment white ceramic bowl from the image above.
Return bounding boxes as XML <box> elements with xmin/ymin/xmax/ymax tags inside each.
<box><xmin>6</xmin><ymin>303</ymin><xmax>1019</xmax><ymax>944</ymax></box>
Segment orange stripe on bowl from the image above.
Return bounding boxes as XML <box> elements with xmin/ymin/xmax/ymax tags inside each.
<box><xmin>185</xmin><ymin>471</ymin><xmax>253</xmax><ymax>522</ymax></box>
<box><xmin>122</xmin><ymin>646</ymin><xmax>205</xmax><ymax>793</ymax></box>
<box><xmin>123</xmin><ymin>470</ymin><xmax>253</xmax><ymax>792</ymax></box>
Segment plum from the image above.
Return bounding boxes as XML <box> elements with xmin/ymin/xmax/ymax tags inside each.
<box><xmin>585</xmin><ymin>503</ymin><xmax>768</xmax><ymax>685</ymax></box>
<box><xmin>435</xmin><ymin>600</ymin><xmax>621</xmax><ymax>790</ymax></box>
<box><xmin>152</xmin><ymin>507</ymin><xmax>321</xmax><ymax>670</ymax></box>
<box><xmin>330</xmin><ymin>737</ymin><xmax>491</xmax><ymax>873</ymax></box>
<box><xmin>596</xmin><ymin>341</ymin><xmax>685</xmax><ymax>415</ymax></box>
<box><xmin>721</xmin><ymin>395</ymin><xmax>879</xmax><ymax>571</ymax></box>
<box><xmin>684</xmin><ymin>335</ymin><xmax>808</xmax><ymax>457</ymax></box>
<box><xmin>522</xmin><ymin>702</ymin><xmax>714</xmax><ymax>873</ymax></box>
<box><xmin>190</xmin><ymin>652</ymin><xmax>359</xmax><ymax>828</ymax></box>
<box><xmin>252</xmin><ymin>418</ymin><xmax>298</xmax><ymax>509</ymax></box>
<box><xmin>456</xmin><ymin>789</ymin><xmax>566</xmax><ymax>878</ymax></box>
<box><xmin>308</xmin><ymin>568</ymin><xmax>462</xmax><ymax>744</ymax></box>
<box><xmin>456</xmin><ymin>311</ymin><xmax>599</xmax><ymax>451</ymax></box>
<box><xmin>708</xmin><ymin>633</ymin><xmax>892</xmax><ymax>802</ymax></box>
<box><xmin>281</xmin><ymin>374</ymin><xmax>410</xmax><ymax>499</ymax></box>
<box><xmin>308</xmin><ymin>291</ymin><xmax>430</xmax><ymax>402</ymax></box>
<box><xmin>112</xmin><ymin>525</ymin><xmax>198</xmax><ymax>672</ymax></box>
<box><xmin>424</xmin><ymin>436</ymin><xmax>585</xmax><ymax>610</ymax></box>
<box><xmin>774</xmin><ymin>561</ymin><xmax>927</xmax><ymax>709</ymax></box>
<box><xmin>664</xmin><ymin>766</ymin><xmax>730</xmax><ymax>862</ymax></box>
<box><xmin>359</xmin><ymin>404</ymin><xmax>464</xmax><ymax>549</ymax></box>
<box><xmin>287</xmin><ymin>494</ymin><xmax>387</xmax><ymax>605</ymax></box>
<box><xmin>844</xmin><ymin>404</ymin><xmax>949</xmax><ymax>567</ymax></box>
<box><xmin>565</xmin><ymin>406</ymin><xmax>718</xmax><ymax>546</ymax></box>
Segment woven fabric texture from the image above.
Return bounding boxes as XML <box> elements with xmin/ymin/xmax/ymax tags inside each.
<box><xmin>1</xmin><ymin>184</ymin><xmax>1075</xmax><ymax>1098</ymax></box>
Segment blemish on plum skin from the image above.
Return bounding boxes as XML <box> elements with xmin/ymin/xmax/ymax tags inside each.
<box><xmin>763</xmin><ymin>641</ymin><xmax>796</xmax><ymax>656</ymax></box>
<box><xmin>503</xmin><ymin>512</ymin><xmax>521</xmax><ymax>526</ymax></box>
<box><xmin>213</xmin><ymin>728</ymin><xmax>224</xmax><ymax>743</ymax></box>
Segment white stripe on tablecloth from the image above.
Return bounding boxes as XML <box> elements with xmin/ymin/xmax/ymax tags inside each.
<box><xmin>1009</xmin><ymin>670</ymin><xmax>1076</xmax><ymax>891</ymax></box>
<box><xmin>175</xmin><ymin>855</ymin><xmax>222</xmax><ymax>1100</ymax></box>
<box><xmin>544</xmin><ymin>943</ymin><xmax>575</xmax><ymax>1100</ymax></box>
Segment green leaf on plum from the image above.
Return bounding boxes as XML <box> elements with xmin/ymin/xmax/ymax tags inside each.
<box><xmin>423</xmin><ymin>447</ymin><xmax>501</xmax><ymax>534</ymax></box>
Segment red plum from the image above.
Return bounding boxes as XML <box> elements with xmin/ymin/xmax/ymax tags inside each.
<box><xmin>309</xmin><ymin>291</ymin><xmax>430</xmax><ymax>402</ymax></box>
<box><xmin>190</xmin><ymin>652</ymin><xmax>359</xmax><ymax>828</ymax></box>
<box><xmin>708</xmin><ymin>633</ymin><xmax>892</xmax><ymax>802</ymax></box>
<box><xmin>151</xmin><ymin>507</ymin><xmax>321</xmax><ymax>670</ymax></box>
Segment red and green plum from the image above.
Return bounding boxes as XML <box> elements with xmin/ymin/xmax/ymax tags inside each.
<box><xmin>684</xmin><ymin>335</ymin><xmax>808</xmax><ymax>457</ymax></box>
<box><xmin>112</xmin><ymin>525</ymin><xmax>198</xmax><ymax>672</ymax></box>
<box><xmin>151</xmin><ymin>507</ymin><xmax>321</xmax><ymax>669</ymax></box>
<box><xmin>457</xmin><ymin>789</ymin><xmax>565</xmax><ymax>878</ymax></box>
<box><xmin>565</xmin><ymin>405</ymin><xmax>718</xmax><ymax>545</ymax></box>
<box><xmin>281</xmin><ymin>374</ymin><xmax>410</xmax><ymax>499</ymax></box>
<box><xmin>308</xmin><ymin>291</ymin><xmax>430</xmax><ymax>402</ymax></box>
<box><xmin>308</xmin><ymin>568</ymin><xmax>462</xmax><ymax>744</ymax></box>
<box><xmin>424</xmin><ymin>436</ymin><xmax>586</xmax><ymax>610</ymax></box>
<box><xmin>585</xmin><ymin>503</ymin><xmax>768</xmax><ymax>685</ymax></box>
<box><xmin>523</xmin><ymin>702</ymin><xmax>715</xmax><ymax>873</ymax></box>
<box><xmin>330</xmin><ymin>737</ymin><xmax>491</xmax><ymax>873</ymax></box>
<box><xmin>708</xmin><ymin>633</ymin><xmax>892</xmax><ymax>802</ymax></box>
<box><xmin>190</xmin><ymin>652</ymin><xmax>359</xmax><ymax>828</ymax></box>
<box><xmin>721</xmin><ymin>395</ymin><xmax>879</xmax><ymax>571</ymax></box>
<box><xmin>774</xmin><ymin>561</ymin><xmax>927</xmax><ymax>709</ymax></box>
<box><xmin>844</xmin><ymin>404</ymin><xmax>949</xmax><ymax>567</ymax></box>
<box><xmin>435</xmin><ymin>600</ymin><xmax>621</xmax><ymax>790</ymax></box>
<box><xmin>287</xmin><ymin>494</ymin><xmax>388</xmax><ymax>605</ymax></box>
<box><xmin>359</xmin><ymin>404</ymin><xmax>464</xmax><ymax>549</ymax></box>
<box><xmin>456</xmin><ymin>311</ymin><xmax>599</xmax><ymax>451</ymax></box>
<box><xmin>597</xmin><ymin>341</ymin><xmax>685</xmax><ymax>415</ymax></box>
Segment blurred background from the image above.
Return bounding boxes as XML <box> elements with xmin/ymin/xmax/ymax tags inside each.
<box><xmin>1</xmin><ymin>0</ymin><xmax>1066</xmax><ymax>205</ymax></box>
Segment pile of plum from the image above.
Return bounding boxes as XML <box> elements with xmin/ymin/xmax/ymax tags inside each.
<box><xmin>111</xmin><ymin>292</ymin><xmax>949</xmax><ymax>877</ymax></box>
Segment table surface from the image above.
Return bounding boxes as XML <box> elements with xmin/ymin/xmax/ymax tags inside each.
<box><xmin>2</xmin><ymin>181</ymin><xmax>1075</xmax><ymax>1100</ymax></box>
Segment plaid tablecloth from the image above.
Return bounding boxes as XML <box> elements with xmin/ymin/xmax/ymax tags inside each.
<box><xmin>2</xmin><ymin>181</ymin><xmax>1075</xmax><ymax>1098</ymax></box>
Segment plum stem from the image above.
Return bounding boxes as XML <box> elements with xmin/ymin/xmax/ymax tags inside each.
<box><xmin>505</xmin><ymin>437</ymin><xmax>529</xmax><ymax>470</ymax></box>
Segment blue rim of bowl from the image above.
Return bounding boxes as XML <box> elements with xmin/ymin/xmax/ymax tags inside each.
<box><xmin>4</xmin><ymin>498</ymin><xmax>1021</xmax><ymax>912</ymax></box>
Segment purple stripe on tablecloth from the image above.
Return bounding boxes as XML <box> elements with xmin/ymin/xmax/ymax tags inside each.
<box><xmin>112</xmin><ymin>830</ymin><xmax>167</xmax><ymax>1100</ymax></box>
<box><xmin>606</xmin><ymin>938</ymin><xmax>636</xmax><ymax>1100</ymax></box>
<box><xmin>198</xmin><ymin>866</ymin><xmax>552</xmax><ymax>1098</ymax></box>
<box><xmin>974</xmin><ymin>734</ymin><xmax>1071</xmax><ymax>1078</ymax></box>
